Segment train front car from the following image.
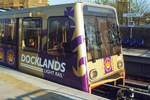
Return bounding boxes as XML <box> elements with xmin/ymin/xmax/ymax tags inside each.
<box><xmin>18</xmin><ymin>2</ymin><xmax>125</xmax><ymax>93</ymax></box>
<box><xmin>82</xmin><ymin>4</ymin><xmax>125</xmax><ymax>92</ymax></box>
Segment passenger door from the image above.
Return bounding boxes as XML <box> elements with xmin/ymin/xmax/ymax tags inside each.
<box><xmin>0</xmin><ymin>18</ymin><xmax>19</xmax><ymax>69</ymax></box>
<box><xmin>19</xmin><ymin>17</ymin><xmax>43</xmax><ymax>77</ymax></box>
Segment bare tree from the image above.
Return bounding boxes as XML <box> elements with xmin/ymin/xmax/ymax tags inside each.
<box><xmin>130</xmin><ymin>0</ymin><xmax>150</xmax><ymax>15</ymax></box>
<box><xmin>94</xmin><ymin>0</ymin><xmax>114</xmax><ymax>4</ymax></box>
<box><xmin>129</xmin><ymin>0</ymin><xmax>150</xmax><ymax>25</ymax></box>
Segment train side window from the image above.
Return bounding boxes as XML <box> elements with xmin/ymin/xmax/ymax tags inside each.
<box><xmin>0</xmin><ymin>19</ymin><xmax>17</xmax><ymax>45</ymax></box>
<box><xmin>47</xmin><ymin>16</ymin><xmax>75</xmax><ymax>56</ymax></box>
<box><xmin>22</xmin><ymin>18</ymin><xmax>42</xmax><ymax>52</ymax></box>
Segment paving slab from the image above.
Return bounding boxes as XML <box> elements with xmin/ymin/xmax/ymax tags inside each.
<box><xmin>0</xmin><ymin>66</ymin><xmax>108</xmax><ymax>100</ymax></box>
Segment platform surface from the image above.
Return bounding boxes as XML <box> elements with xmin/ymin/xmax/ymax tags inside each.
<box><xmin>123</xmin><ymin>48</ymin><xmax>150</xmax><ymax>58</ymax></box>
<box><xmin>0</xmin><ymin>66</ymin><xmax>107</xmax><ymax>100</ymax></box>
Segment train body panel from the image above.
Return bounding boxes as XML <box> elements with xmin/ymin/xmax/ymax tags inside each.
<box><xmin>0</xmin><ymin>2</ymin><xmax>125</xmax><ymax>93</ymax></box>
<box><xmin>87</xmin><ymin>55</ymin><xmax>124</xmax><ymax>84</ymax></box>
<box><xmin>17</xmin><ymin>3</ymin><xmax>89</xmax><ymax>92</ymax></box>
<box><xmin>0</xmin><ymin>44</ymin><xmax>18</xmax><ymax>69</ymax></box>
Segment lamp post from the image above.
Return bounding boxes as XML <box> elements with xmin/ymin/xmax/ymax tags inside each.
<box><xmin>129</xmin><ymin>0</ymin><xmax>134</xmax><ymax>39</ymax></box>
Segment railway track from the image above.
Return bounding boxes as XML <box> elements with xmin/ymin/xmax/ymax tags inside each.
<box><xmin>92</xmin><ymin>79</ymin><xmax>150</xmax><ymax>100</ymax></box>
<box><xmin>125</xmin><ymin>78</ymin><xmax>150</xmax><ymax>91</ymax></box>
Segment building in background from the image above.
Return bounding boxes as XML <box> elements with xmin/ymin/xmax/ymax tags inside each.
<box><xmin>0</xmin><ymin>0</ymin><xmax>48</xmax><ymax>8</ymax></box>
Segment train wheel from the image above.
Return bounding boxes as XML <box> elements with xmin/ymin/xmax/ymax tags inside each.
<box><xmin>148</xmin><ymin>85</ymin><xmax>150</xmax><ymax>93</ymax></box>
<box><xmin>116</xmin><ymin>88</ymin><xmax>126</xmax><ymax>100</ymax></box>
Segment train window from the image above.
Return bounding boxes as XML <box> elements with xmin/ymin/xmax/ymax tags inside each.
<box><xmin>84</xmin><ymin>15</ymin><xmax>121</xmax><ymax>60</ymax></box>
<box><xmin>97</xmin><ymin>16</ymin><xmax>121</xmax><ymax>56</ymax></box>
<box><xmin>22</xmin><ymin>18</ymin><xmax>42</xmax><ymax>51</ymax></box>
<box><xmin>84</xmin><ymin>16</ymin><xmax>102</xmax><ymax>61</ymax></box>
<box><xmin>97</xmin><ymin>17</ymin><xmax>112</xmax><ymax>57</ymax></box>
<box><xmin>96</xmin><ymin>16</ymin><xmax>121</xmax><ymax>57</ymax></box>
<box><xmin>107</xmin><ymin>17</ymin><xmax>121</xmax><ymax>55</ymax></box>
<box><xmin>0</xmin><ymin>19</ymin><xmax>17</xmax><ymax>45</ymax></box>
<box><xmin>47</xmin><ymin>16</ymin><xmax>75</xmax><ymax>55</ymax></box>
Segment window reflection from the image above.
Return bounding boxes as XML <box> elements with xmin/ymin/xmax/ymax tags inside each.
<box><xmin>84</xmin><ymin>15</ymin><xmax>121</xmax><ymax>61</ymax></box>
<box><xmin>48</xmin><ymin>17</ymin><xmax>75</xmax><ymax>56</ymax></box>
<box><xmin>84</xmin><ymin>16</ymin><xmax>101</xmax><ymax>61</ymax></box>
<box><xmin>22</xmin><ymin>18</ymin><xmax>42</xmax><ymax>51</ymax></box>
<box><xmin>0</xmin><ymin>19</ymin><xmax>17</xmax><ymax>44</ymax></box>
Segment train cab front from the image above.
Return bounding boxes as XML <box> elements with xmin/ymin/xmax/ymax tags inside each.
<box><xmin>86</xmin><ymin>40</ymin><xmax>125</xmax><ymax>92</ymax></box>
<box><xmin>83</xmin><ymin>4</ymin><xmax>125</xmax><ymax>92</ymax></box>
<box><xmin>86</xmin><ymin>53</ymin><xmax>125</xmax><ymax>92</ymax></box>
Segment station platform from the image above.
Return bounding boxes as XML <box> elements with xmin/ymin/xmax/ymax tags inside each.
<box><xmin>123</xmin><ymin>48</ymin><xmax>150</xmax><ymax>58</ymax></box>
<box><xmin>123</xmin><ymin>48</ymin><xmax>150</xmax><ymax>79</ymax></box>
<box><xmin>0</xmin><ymin>66</ymin><xmax>107</xmax><ymax>100</ymax></box>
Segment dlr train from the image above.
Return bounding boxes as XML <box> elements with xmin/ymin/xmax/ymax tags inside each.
<box><xmin>0</xmin><ymin>2</ymin><xmax>125</xmax><ymax>93</ymax></box>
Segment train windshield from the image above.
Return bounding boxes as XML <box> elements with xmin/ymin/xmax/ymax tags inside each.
<box><xmin>84</xmin><ymin>6</ymin><xmax>121</xmax><ymax>61</ymax></box>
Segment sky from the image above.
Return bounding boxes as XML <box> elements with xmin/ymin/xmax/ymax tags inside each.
<box><xmin>49</xmin><ymin>0</ymin><xmax>150</xmax><ymax>5</ymax></box>
<box><xmin>49</xmin><ymin>0</ymin><xmax>150</xmax><ymax>12</ymax></box>
<box><xmin>49</xmin><ymin>0</ymin><xmax>74</xmax><ymax>5</ymax></box>
<box><xmin>49</xmin><ymin>0</ymin><xmax>87</xmax><ymax>5</ymax></box>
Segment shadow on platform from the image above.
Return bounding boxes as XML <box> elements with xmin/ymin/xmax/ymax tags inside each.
<box><xmin>6</xmin><ymin>89</ymin><xmax>85</xmax><ymax>100</ymax></box>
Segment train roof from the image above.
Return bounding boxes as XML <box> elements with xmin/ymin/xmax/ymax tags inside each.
<box><xmin>0</xmin><ymin>3</ymin><xmax>72</xmax><ymax>15</ymax></box>
<box><xmin>0</xmin><ymin>2</ymin><xmax>115</xmax><ymax>18</ymax></box>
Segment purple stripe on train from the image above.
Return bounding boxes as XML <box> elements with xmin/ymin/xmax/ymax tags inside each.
<box><xmin>71</xmin><ymin>35</ymin><xmax>84</xmax><ymax>51</ymax></box>
<box><xmin>79</xmin><ymin>57</ymin><xmax>89</xmax><ymax>92</ymax></box>
<box><xmin>79</xmin><ymin>57</ymin><xmax>86</xmax><ymax>65</ymax></box>
<box><xmin>64</xmin><ymin>7</ymin><xmax>74</xmax><ymax>17</ymax></box>
<box><xmin>71</xmin><ymin>36</ymin><xmax>88</xmax><ymax>92</ymax></box>
<box><xmin>82</xmin><ymin>75</ymin><xmax>89</xmax><ymax>92</ymax></box>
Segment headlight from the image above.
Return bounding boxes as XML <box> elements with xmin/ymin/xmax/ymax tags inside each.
<box><xmin>117</xmin><ymin>60</ymin><xmax>123</xmax><ymax>69</ymax></box>
<box><xmin>89</xmin><ymin>69</ymin><xmax>98</xmax><ymax>80</ymax></box>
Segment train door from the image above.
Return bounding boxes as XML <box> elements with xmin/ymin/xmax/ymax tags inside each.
<box><xmin>0</xmin><ymin>18</ymin><xmax>19</xmax><ymax>69</ymax></box>
<box><xmin>19</xmin><ymin>17</ymin><xmax>43</xmax><ymax>77</ymax></box>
